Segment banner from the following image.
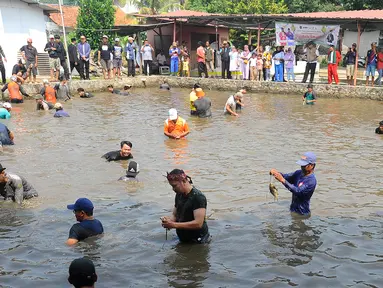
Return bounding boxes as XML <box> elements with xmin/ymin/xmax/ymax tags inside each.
<box><xmin>275</xmin><ymin>22</ymin><xmax>340</xmax><ymax>47</ymax></box>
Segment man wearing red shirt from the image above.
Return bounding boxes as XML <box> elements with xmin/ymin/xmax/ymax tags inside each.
<box><xmin>196</xmin><ymin>41</ymin><xmax>208</xmax><ymax>78</ymax></box>
<box><xmin>376</xmin><ymin>47</ymin><xmax>383</xmax><ymax>86</ymax></box>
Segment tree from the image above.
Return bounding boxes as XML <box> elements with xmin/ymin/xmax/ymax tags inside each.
<box><xmin>341</xmin><ymin>0</ymin><xmax>383</xmax><ymax>10</ymax></box>
<box><xmin>76</xmin><ymin>0</ymin><xmax>116</xmax><ymax>49</ymax></box>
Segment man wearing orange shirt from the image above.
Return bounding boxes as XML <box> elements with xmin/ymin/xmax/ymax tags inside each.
<box><xmin>164</xmin><ymin>108</ymin><xmax>190</xmax><ymax>139</ymax></box>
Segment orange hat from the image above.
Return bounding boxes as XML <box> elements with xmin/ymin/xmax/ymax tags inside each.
<box><xmin>195</xmin><ymin>88</ymin><xmax>205</xmax><ymax>98</ymax></box>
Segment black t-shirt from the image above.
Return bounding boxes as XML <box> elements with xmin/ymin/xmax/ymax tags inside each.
<box><xmin>376</xmin><ymin>127</ymin><xmax>383</xmax><ymax>134</ymax></box>
<box><xmin>102</xmin><ymin>150</ymin><xmax>133</xmax><ymax>161</ymax></box>
<box><xmin>80</xmin><ymin>92</ymin><xmax>94</xmax><ymax>98</ymax></box>
<box><xmin>99</xmin><ymin>44</ymin><xmax>113</xmax><ymax>60</ymax></box>
<box><xmin>194</xmin><ymin>97</ymin><xmax>212</xmax><ymax>118</ymax></box>
<box><xmin>68</xmin><ymin>219</ymin><xmax>104</xmax><ymax>241</ymax></box>
<box><xmin>12</xmin><ymin>64</ymin><xmax>26</xmax><ymax>75</ymax></box>
<box><xmin>175</xmin><ymin>187</ymin><xmax>209</xmax><ymax>243</ymax></box>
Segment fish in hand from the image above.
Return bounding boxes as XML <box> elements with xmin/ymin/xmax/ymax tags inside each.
<box><xmin>269</xmin><ymin>183</ymin><xmax>278</xmax><ymax>201</ymax></box>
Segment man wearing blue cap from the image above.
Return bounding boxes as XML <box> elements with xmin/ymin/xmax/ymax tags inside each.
<box><xmin>66</xmin><ymin>198</ymin><xmax>104</xmax><ymax>245</ymax></box>
<box><xmin>270</xmin><ymin>152</ymin><xmax>317</xmax><ymax>216</ymax></box>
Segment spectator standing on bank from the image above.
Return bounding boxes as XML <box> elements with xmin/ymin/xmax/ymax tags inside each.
<box><xmin>345</xmin><ymin>43</ymin><xmax>357</xmax><ymax>85</ymax></box>
<box><xmin>77</xmin><ymin>35</ymin><xmax>91</xmax><ymax>80</ymax></box>
<box><xmin>68</xmin><ymin>38</ymin><xmax>83</xmax><ymax>79</ymax></box>
<box><xmin>113</xmin><ymin>38</ymin><xmax>123</xmax><ymax>79</ymax></box>
<box><xmin>249</xmin><ymin>53</ymin><xmax>257</xmax><ymax>81</ymax></box>
<box><xmin>44</xmin><ymin>34</ymin><xmax>61</xmax><ymax>82</ymax></box>
<box><xmin>125</xmin><ymin>37</ymin><xmax>136</xmax><ymax>77</ymax></box>
<box><xmin>376</xmin><ymin>47</ymin><xmax>383</xmax><ymax>86</ymax></box>
<box><xmin>366</xmin><ymin>42</ymin><xmax>378</xmax><ymax>87</ymax></box>
<box><xmin>197</xmin><ymin>42</ymin><xmax>208</xmax><ymax>78</ymax></box>
<box><xmin>55</xmin><ymin>35</ymin><xmax>69</xmax><ymax>80</ymax></box>
<box><xmin>284</xmin><ymin>47</ymin><xmax>295</xmax><ymax>82</ymax></box>
<box><xmin>229</xmin><ymin>46</ymin><xmax>240</xmax><ymax>80</ymax></box>
<box><xmin>240</xmin><ymin>45</ymin><xmax>251</xmax><ymax>80</ymax></box>
<box><xmin>20</xmin><ymin>38</ymin><xmax>38</xmax><ymax>83</ymax></box>
<box><xmin>263</xmin><ymin>46</ymin><xmax>272</xmax><ymax>81</ymax></box>
<box><xmin>302</xmin><ymin>42</ymin><xmax>319</xmax><ymax>84</ymax></box>
<box><xmin>219</xmin><ymin>41</ymin><xmax>231</xmax><ymax>79</ymax></box>
<box><xmin>141</xmin><ymin>40</ymin><xmax>154</xmax><ymax>76</ymax></box>
<box><xmin>327</xmin><ymin>45</ymin><xmax>341</xmax><ymax>85</ymax></box>
<box><xmin>0</xmin><ymin>44</ymin><xmax>7</xmax><ymax>85</ymax></box>
<box><xmin>98</xmin><ymin>35</ymin><xmax>113</xmax><ymax>80</ymax></box>
<box><xmin>169</xmin><ymin>42</ymin><xmax>180</xmax><ymax>76</ymax></box>
<box><xmin>205</xmin><ymin>41</ymin><xmax>215</xmax><ymax>78</ymax></box>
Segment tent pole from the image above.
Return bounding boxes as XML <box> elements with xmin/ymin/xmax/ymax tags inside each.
<box><xmin>137</xmin><ymin>32</ymin><xmax>142</xmax><ymax>75</ymax></box>
<box><xmin>173</xmin><ymin>19</ymin><xmax>176</xmax><ymax>43</ymax></box>
<box><xmin>257</xmin><ymin>23</ymin><xmax>261</xmax><ymax>53</ymax></box>
<box><xmin>58</xmin><ymin>0</ymin><xmax>71</xmax><ymax>80</ymax></box>
<box><xmin>353</xmin><ymin>21</ymin><xmax>361</xmax><ymax>86</ymax></box>
<box><xmin>248</xmin><ymin>30</ymin><xmax>252</xmax><ymax>46</ymax></box>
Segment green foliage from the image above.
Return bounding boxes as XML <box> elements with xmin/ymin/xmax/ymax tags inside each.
<box><xmin>76</xmin><ymin>0</ymin><xmax>116</xmax><ymax>49</ymax></box>
<box><xmin>133</xmin><ymin>0</ymin><xmax>182</xmax><ymax>14</ymax></box>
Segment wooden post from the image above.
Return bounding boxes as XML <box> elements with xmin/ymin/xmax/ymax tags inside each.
<box><xmin>257</xmin><ymin>23</ymin><xmax>261</xmax><ymax>53</ymax></box>
<box><xmin>180</xmin><ymin>22</ymin><xmax>183</xmax><ymax>45</ymax></box>
<box><xmin>353</xmin><ymin>21</ymin><xmax>361</xmax><ymax>86</ymax></box>
<box><xmin>137</xmin><ymin>32</ymin><xmax>142</xmax><ymax>75</ymax></box>
<box><xmin>173</xmin><ymin>19</ymin><xmax>177</xmax><ymax>43</ymax></box>
<box><xmin>159</xmin><ymin>26</ymin><xmax>164</xmax><ymax>51</ymax></box>
<box><xmin>248</xmin><ymin>30</ymin><xmax>252</xmax><ymax>46</ymax></box>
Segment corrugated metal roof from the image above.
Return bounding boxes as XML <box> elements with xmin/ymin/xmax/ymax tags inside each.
<box><xmin>279</xmin><ymin>10</ymin><xmax>383</xmax><ymax>20</ymax></box>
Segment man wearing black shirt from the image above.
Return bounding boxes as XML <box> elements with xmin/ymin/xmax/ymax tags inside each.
<box><xmin>55</xmin><ymin>35</ymin><xmax>69</xmax><ymax>80</ymax></box>
<box><xmin>102</xmin><ymin>141</ymin><xmax>133</xmax><ymax>161</ymax></box>
<box><xmin>376</xmin><ymin>121</ymin><xmax>383</xmax><ymax>134</ymax></box>
<box><xmin>66</xmin><ymin>198</ymin><xmax>104</xmax><ymax>246</ymax></box>
<box><xmin>161</xmin><ymin>169</ymin><xmax>210</xmax><ymax>243</ymax></box>
<box><xmin>98</xmin><ymin>35</ymin><xmax>113</xmax><ymax>80</ymax></box>
<box><xmin>12</xmin><ymin>60</ymin><xmax>27</xmax><ymax>78</ymax></box>
<box><xmin>44</xmin><ymin>34</ymin><xmax>61</xmax><ymax>81</ymax></box>
<box><xmin>68</xmin><ymin>38</ymin><xmax>83</xmax><ymax>79</ymax></box>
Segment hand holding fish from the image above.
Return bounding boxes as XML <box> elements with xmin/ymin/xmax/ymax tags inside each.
<box><xmin>270</xmin><ymin>169</ymin><xmax>285</xmax><ymax>184</ymax></box>
<box><xmin>161</xmin><ymin>216</ymin><xmax>176</xmax><ymax>229</ymax></box>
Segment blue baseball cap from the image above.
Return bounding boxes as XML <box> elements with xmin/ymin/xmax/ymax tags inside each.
<box><xmin>67</xmin><ymin>198</ymin><xmax>94</xmax><ymax>213</ymax></box>
<box><xmin>296</xmin><ymin>152</ymin><xmax>317</xmax><ymax>166</ymax></box>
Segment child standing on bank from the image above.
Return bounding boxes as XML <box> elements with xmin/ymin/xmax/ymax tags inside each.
<box><xmin>263</xmin><ymin>47</ymin><xmax>272</xmax><ymax>81</ymax></box>
<box><xmin>256</xmin><ymin>54</ymin><xmax>264</xmax><ymax>81</ymax></box>
<box><xmin>249</xmin><ymin>53</ymin><xmax>257</xmax><ymax>80</ymax></box>
<box><xmin>182</xmin><ymin>56</ymin><xmax>190</xmax><ymax>77</ymax></box>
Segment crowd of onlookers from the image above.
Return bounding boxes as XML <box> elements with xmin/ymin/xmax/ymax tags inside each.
<box><xmin>0</xmin><ymin>34</ymin><xmax>383</xmax><ymax>86</ymax></box>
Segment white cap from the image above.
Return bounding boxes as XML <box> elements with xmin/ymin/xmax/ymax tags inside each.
<box><xmin>43</xmin><ymin>79</ymin><xmax>49</xmax><ymax>84</ymax></box>
<box><xmin>102</xmin><ymin>35</ymin><xmax>108</xmax><ymax>39</ymax></box>
<box><xmin>3</xmin><ymin>102</ymin><xmax>12</xmax><ymax>109</ymax></box>
<box><xmin>10</xmin><ymin>76</ymin><xmax>17</xmax><ymax>82</ymax></box>
<box><xmin>49</xmin><ymin>34</ymin><xmax>54</xmax><ymax>39</ymax></box>
<box><xmin>115</xmin><ymin>38</ymin><xmax>120</xmax><ymax>42</ymax></box>
<box><xmin>168</xmin><ymin>108</ymin><xmax>178</xmax><ymax>120</ymax></box>
<box><xmin>54</xmin><ymin>103</ymin><xmax>63</xmax><ymax>109</ymax></box>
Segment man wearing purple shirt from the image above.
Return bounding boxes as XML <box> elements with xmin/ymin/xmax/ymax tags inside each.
<box><xmin>77</xmin><ymin>35</ymin><xmax>91</xmax><ymax>80</ymax></box>
<box><xmin>270</xmin><ymin>152</ymin><xmax>317</xmax><ymax>216</ymax></box>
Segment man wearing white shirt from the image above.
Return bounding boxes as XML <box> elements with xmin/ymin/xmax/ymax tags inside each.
<box><xmin>141</xmin><ymin>40</ymin><xmax>154</xmax><ymax>76</ymax></box>
<box><xmin>302</xmin><ymin>42</ymin><xmax>319</xmax><ymax>83</ymax></box>
<box><xmin>156</xmin><ymin>50</ymin><xmax>167</xmax><ymax>66</ymax></box>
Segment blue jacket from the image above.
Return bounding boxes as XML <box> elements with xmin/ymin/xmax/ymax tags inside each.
<box><xmin>77</xmin><ymin>42</ymin><xmax>91</xmax><ymax>59</ymax></box>
<box><xmin>125</xmin><ymin>43</ymin><xmax>136</xmax><ymax>60</ymax></box>
<box><xmin>0</xmin><ymin>123</ymin><xmax>13</xmax><ymax>145</ymax></box>
<box><xmin>282</xmin><ymin>170</ymin><xmax>317</xmax><ymax>215</ymax></box>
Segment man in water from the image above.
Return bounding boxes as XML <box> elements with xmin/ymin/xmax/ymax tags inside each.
<box><xmin>0</xmin><ymin>123</ymin><xmax>14</xmax><ymax>146</ymax></box>
<box><xmin>0</xmin><ymin>164</ymin><xmax>38</xmax><ymax>205</ymax></box>
<box><xmin>161</xmin><ymin>169</ymin><xmax>210</xmax><ymax>243</ymax></box>
<box><xmin>40</xmin><ymin>79</ymin><xmax>57</xmax><ymax>104</ymax></box>
<box><xmin>160</xmin><ymin>80</ymin><xmax>170</xmax><ymax>90</ymax></box>
<box><xmin>302</xmin><ymin>84</ymin><xmax>317</xmax><ymax>105</ymax></box>
<box><xmin>35</xmin><ymin>95</ymin><xmax>53</xmax><ymax>111</ymax></box>
<box><xmin>0</xmin><ymin>102</ymin><xmax>12</xmax><ymax>119</ymax></box>
<box><xmin>270</xmin><ymin>152</ymin><xmax>317</xmax><ymax>216</ymax></box>
<box><xmin>54</xmin><ymin>77</ymin><xmax>71</xmax><ymax>101</ymax></box>
<box><xmin>66</xmin><ymin>198</ymin><xmax>104</xmax><ymax>245</ymax></box>
<box><xmin>53</xmin><ymin>103</ymin><xmax>70</xmax><ymax>117</ymax></box>
<box><xmin>190</xmin><ymin>83</ymin><xmax>200</xmax><ymax>116</ymax></box>
<box><xmin>68</xmin><ymin>258</ymin><xmax>98</xmax><ymax>288</ymax></box>
<box><xmin>164</xmin><ymin>108</ymin><xmax>190</xmax><ymax>139</ymax></box>
<box><xmin>193</xmin><ymin>88</ymin><xmax>212</xmax><ymax>118</ymax></box>
<box><xmin>376</xmin><ymin>120</ymin><xmax>383</xmax><ymax>134</ymax></box>
<box><xmin>102</xmin><ymin>141</ymin><xmax>133</xmax><ymax>162</ymax></box>
<box><xmin>118</xmin><ymin>161</ymin><xmax>139</xmax><ymax>182</ymax></box>
<box><xmin>1</xmin><ymin>76</ymin><xmax>29</xmax><ymax>103</ymax></box>
<box><xmin>224</xmin><ymin>92</ymin><xmax>243</xmax><ymax>116</ymax></box>
<box><xmin>77</xmin><ymin>88</ymin><xmax>94</xmax><ymax>98</ymax></box>
<box><xmin>107</xmin><ymin>85</ymin><xmax>129</xmax><ymax>96</ymax></box>
<box><xmin>236</xmin><ymin>89</ymin><xmax>246</xmax><ymax>110</ymax></box>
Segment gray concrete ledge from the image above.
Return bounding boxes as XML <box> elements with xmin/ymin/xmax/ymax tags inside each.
<box><xmin>18</xmin><ymin>76</ymin><xmax>383</xmax><ymax>101</ymax></box>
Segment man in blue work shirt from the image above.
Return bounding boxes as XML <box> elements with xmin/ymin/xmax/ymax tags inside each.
<box><xmin>66</xmin><ymin>198</ymin><xmax>104</xmax><ymax>245</ymax></box>
<box><xmin>270</xmin><ymin>152</ymin><xmax>317</xmax><ymax>216</ymax></box>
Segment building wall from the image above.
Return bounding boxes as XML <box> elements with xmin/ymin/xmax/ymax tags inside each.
<box><xmin>0</xmin><ymin>0</ymin><xmax>48</xmax><ymax>78</ymax></box>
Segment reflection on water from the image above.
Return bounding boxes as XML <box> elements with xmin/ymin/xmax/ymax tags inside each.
<box><xmin>0</xmin><ymin>88</ymin><xmax>382</xmax><ymax>287</ymax></box>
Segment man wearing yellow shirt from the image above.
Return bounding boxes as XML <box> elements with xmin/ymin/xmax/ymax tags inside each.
<box><xmin>189</xmin><ymin>83</ymin><xmax>200</xmax><ymax>116</ymax></box>
<box><xmin>164</xmin><ymin>108</ymin><xmax>190</xmax><ymax>139</ymax></box>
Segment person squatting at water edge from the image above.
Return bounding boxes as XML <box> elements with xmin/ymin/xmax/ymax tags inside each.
<box><xmin>376</xmin><ymin>120</ymin><xmax>383</xmax><ymax>134</ymax></box>
<box><xmin>302</xmin><ymin>84</ymin><xmax>317</xmax><ymax>105</ymax></box>
<box><xmin>161</xmin><ymin>169</ymin><xmax>211</xmax><ymax>244</ymax></box>
<box><xmin>224</xmin><ymin>92</ymin><xmax>244</xmax><ymax>117</ymax></box>
<box><xmin>0</xmin><ymin>164</ymin><xmax>38</xmax><ymax>205</ymax></box>
<box><xmin>164</xmin><ymin>109</ymin><xmax>190</xmax><ymax>139</ymax></box>
<box><xmin>118</xmin><ymin>161</ymin><xmax>139</xmax><ymax>182</ymax></box>
<box><xmin>102</xmin><ymin>141</ymin><xmax>133</xmax><ymax>162</ymax></box>
<box><xmin>66</xmin><ymin>198</ymin><xmax>104</xmax><ymax>246</ymax></box>
<box><xmin>68</xmin><ymin>257</ymin><xmax>98</xmax><ymax>288</ymax></box>
<box><xmin>35</xmin><ymin>95</ymin><xmax>54</xmax><ymax>111</ymax></box>
<box><xmin>270</xmin><ymin>152</ymin><xmax>317</xmax><ymax>216</ymax></box>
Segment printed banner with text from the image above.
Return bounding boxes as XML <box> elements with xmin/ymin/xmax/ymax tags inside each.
<box><xmin>275</xmin><ymin>22</ymin><xmax>340</xmax><ymax>47</ymax></box>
